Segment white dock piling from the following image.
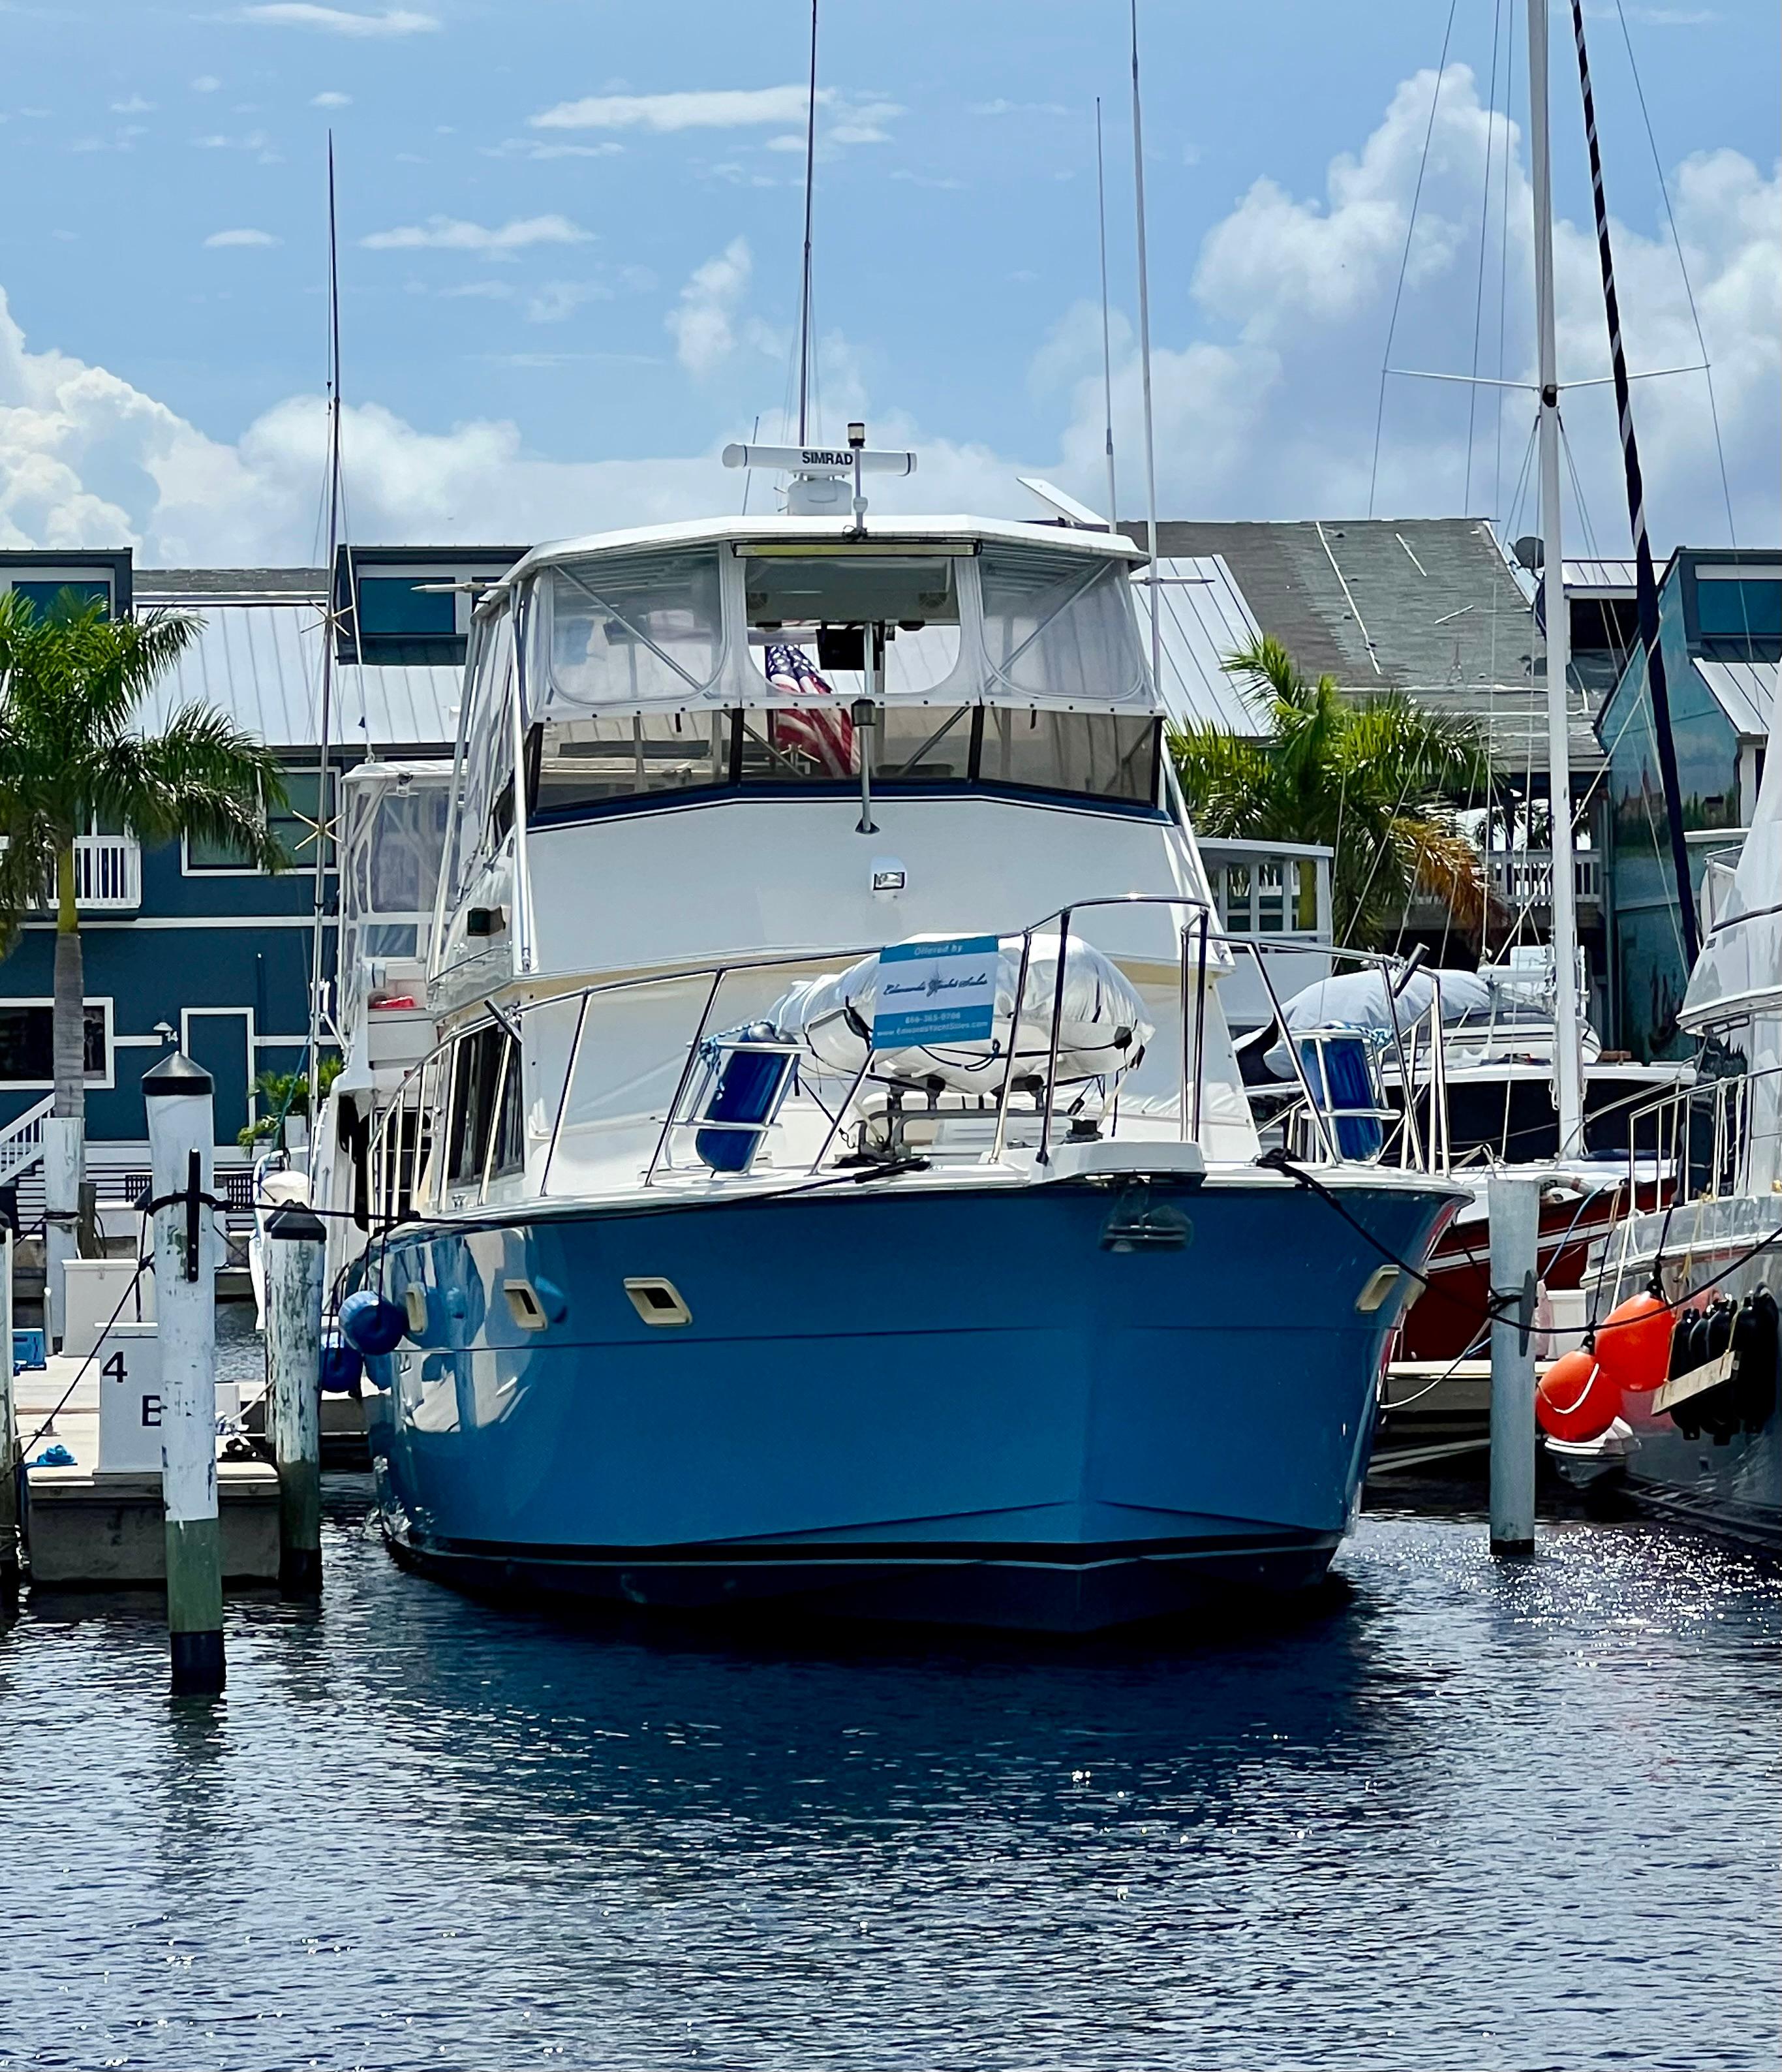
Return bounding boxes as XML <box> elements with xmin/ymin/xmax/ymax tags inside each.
<box><xmin>265</xmin><ymin>1204</ymin><xmax>326</xmax><ymax>1598</ymax></box>
<box><xmin>42</xmin><ymin>1115</ymin><xmax>82</xmax><ymax>1350</ymax></box>
<box><xmin>143</xmin><ymin>1053</ymin><xmax>224</xmax><ymax>1694</ymax></box>
<box><xmin>1488</xmin><ymin>1171</ymin><xmax>1540</xmax><ymax>1555</ymax></box>
<box><xmin>1</xmin><ymin>1225</ymin><xmax>18</xmax><ymax>1600</ymax></box>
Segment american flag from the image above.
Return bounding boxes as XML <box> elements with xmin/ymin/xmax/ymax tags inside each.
<box><xmin>765</xmin><ymin>642</ymin><xmax>855</xmax><ymax>778</ymax></box>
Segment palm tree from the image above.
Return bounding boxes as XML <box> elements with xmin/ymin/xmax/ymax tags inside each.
<box><xmin>1169</xmin><ymin>635</ymin><xmax>1496</xmax><ymax>950</ymax></box>
<box><xmin>0</xmin><ymin>590</ymin><xmax>288</xmax><ymax>1133</ymax></box>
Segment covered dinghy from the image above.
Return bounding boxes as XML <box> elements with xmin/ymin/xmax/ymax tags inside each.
<box><xmin>1262</xmin><ymin>968</ymin><xmax>1492</xmax><ymax>1079</ymax></box>
<box><xmin>771</xmin><ymin>933</ymin><xmax>1154</xmax><ymax>1105</ymax></box>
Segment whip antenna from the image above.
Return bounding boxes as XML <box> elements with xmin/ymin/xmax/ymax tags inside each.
<box><xmin>1129</xmin><ymin>1</ymin><xmax>1161</xmax><ymax>696</ymax></box>
<box><xmin>795</xmin><ymin>0</ymin><xmax>819</xmax><ymax>443</ymax></box>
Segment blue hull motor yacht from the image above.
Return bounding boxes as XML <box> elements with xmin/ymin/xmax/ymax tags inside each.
<box><xmin>343</xmin><ymin>464</ymin><xmax>1464</xmax><ymax>1630</ymax></box>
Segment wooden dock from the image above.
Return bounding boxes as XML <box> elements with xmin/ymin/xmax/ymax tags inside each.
<box><xmin>10</xmin><ymin>1354</ymin><xmax>279</xmax><ymax>1586</ymax></box>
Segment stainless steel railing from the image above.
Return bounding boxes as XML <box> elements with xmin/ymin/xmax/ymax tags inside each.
<box><xmin>360</xmin><ymin>897</ymin><xmax>1456</xmax><ymax>1219</ymax></box>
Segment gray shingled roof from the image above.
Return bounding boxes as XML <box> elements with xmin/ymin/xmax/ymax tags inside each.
<box><xmin>1130</xmin><ymin>518</ymin><xmax>1601</xmax><ymax>776</ymax></box>
<box><xmin>136</xmin><ymin>567</ymin><xmax>328</xmax><ymax>601</ymax></box>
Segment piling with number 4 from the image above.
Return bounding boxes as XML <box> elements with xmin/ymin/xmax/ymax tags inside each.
<box><xmin>143</xmin><ymin>1053</ymin><xmax>224</xmax><ymax>1694</ymax></box>
<box><xmin>1488</xmin><ymin>1171</ymin><xmax>1541</xmax><ymax>1555</ymax></box>
<box><xmin>266</xmin><ymin>1204</ymin><xmax>326</xmax><ymax>1597</ymax></box>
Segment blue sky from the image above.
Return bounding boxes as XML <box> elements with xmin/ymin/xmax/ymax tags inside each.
<box><xmin>1</xmin><ymin>1</ymin><xmax>1775</xmax><ymax>562</ymax></box>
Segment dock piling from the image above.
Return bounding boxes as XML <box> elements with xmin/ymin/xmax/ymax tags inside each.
<box><xmin>1</xmin><ymin>1226</ymin><xmax>19</xmax><ymax>1601</ymax></box>
<box><xmin>1488</xmin><ymin>1171</ymin><xmax>1540</xmax><ymax>1555</ymax></box>
<box><xmin>266</xmin><ymin>1205</ymin><xmax>326</xmax><ymax>1597</ymax></box>
<box><xmin>144</xmin><ymin>1053</ymin><xmax>224</xmax><ymax>1695</ymax></box>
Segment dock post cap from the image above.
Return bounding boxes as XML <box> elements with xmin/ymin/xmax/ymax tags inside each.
<box><xmin>266</xmin><ymin>1205</ymin><xmax>328</xmax><ymax>1243</ymax></box>
<box><xmin>142</xmin><ymin>1053</ymin><xmax>214</xmax><ymax>1098</ymax></box>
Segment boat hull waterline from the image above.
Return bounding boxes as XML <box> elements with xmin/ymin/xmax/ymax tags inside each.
<box><xmin>361</xmin><ymin>1173</ymin><xmax>1460</xmax><ymax>1631</ymax></box>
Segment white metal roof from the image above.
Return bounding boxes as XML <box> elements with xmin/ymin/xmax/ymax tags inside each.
<box><xmin>1696</xmin><ymin>657</ymin><xmax>1778</xmax><ymax>740</ymax></box>
<box><xmin>1563</xmin><ymin>558</ymin><xmax>1638</xmax><ymax>596</ymax></box>
<box><xmin>1134</xmin><ymin>555</ymin><xmax>1265</xmax><ymax>732</ymax></box>
<box><xmin>134</xmin><ymin>600</ymin><xmax>460</xmax><ymax>750</ymax></box>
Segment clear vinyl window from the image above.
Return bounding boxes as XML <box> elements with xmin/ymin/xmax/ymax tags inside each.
<box><xmin>543</xmin><ymin>551</ymin><xmax>725</xmax><ymax>709</ymax></box>
<box><xmin>977</xmin><ymin>546</ymin><xmax>1149</xmax><ymax>705</ymax></box>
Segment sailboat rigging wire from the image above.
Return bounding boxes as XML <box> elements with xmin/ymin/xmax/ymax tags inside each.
<box><xmin>1610</xmin><ymin>0</ymin><xmax>1744</xmax><ymax>561</ymax></box>
<box><xmin>795</xmin><ymin>0</ymin><xmax>819</xmax><ymax>444</ymax></box>
<box><xmin>1464</xmin><ymin>0</ymin><xmax>1509</xmax><ymax>514</ymax></box>
<box><xmin>1494</xmin><ymin>0</ymin><xmax>1518</xmax><ymax>526</ymax></box>
<box><xmin>1567</xmin><ymin>0</ymin><xmax>1698</xmax><ymax>967</ymax></box>
<box><xmin>1094</xmin><ymin>96</ymin><xmax>1119</xmax><ymax>527</ymax></box>
<box><xmin>1367</xmin><ymin>0</ymin><xmax>1460</xmax><ymax>519</ymax></box>
<box><xmin>307</xmin><ymin>132</ymin><xmax>345</xmax><ymax>1129</ymax></box>
<box><xmin>1129</xmin><ymin>0</ymin><xmax>1161</xmax><ymax>700</ymax></box>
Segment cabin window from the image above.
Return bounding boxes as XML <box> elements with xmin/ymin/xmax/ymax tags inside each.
<box><xmin>452</xmin><ymin>605</ymin><xmax>515</xmax><ymax>891</ymax></box>
<box><xmin>978</xmin><ymin>546</ymin><xmax>1148</xmax><ymax>705</ymax></box>
<box><xmin>444</xmin><ymin>1025</ymin><xmax>506</xmax><ymax>1186</ymax></box>
<box><xmin>543</xmin><ymin>550</ymin><xmax>724</xmax><ymax>708</ymax></box>
<box><xmin>977</xmin><ymin>709</ymin><xmax>1159</xmax><ymax>803</ymax></box>
<box><xmin>530</xmin><ymin>711</ymin><xmax>732</xmax><ymax>817</ymax></box>
<box><xmin>488</xmin><ymin>1037</ymin><xmax>525</xmax><ymax>1179</ymax></box>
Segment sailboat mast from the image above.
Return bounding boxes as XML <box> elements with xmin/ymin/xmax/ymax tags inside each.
<box><xmin>1567</xmin><ymin>0</ymin><xmax>1698</xmax><ymax>966</ymax></box>
<box><xmin>306</xmin><ymin>134</ymin><xmax>343</xmax><ymax>1130</ymax></box>
<box><xmin>1129</xmin><ymin>1</ymin><xmax>1161</xmax><ymax>695</ymax></box>
<box><xmin>795</xmin><ymin>0</ymin><xmax>819</xmax><ymax>444</ymax></box>
<box><xmin>1526</xmin><ymin>0</ymin><xmax>1584</xmax><ymax>1156</ymax></box>
<box><xmin>1095</xmin><ymin>97</ymin><xmax>1118</xmax><ymax>527</ymax></box>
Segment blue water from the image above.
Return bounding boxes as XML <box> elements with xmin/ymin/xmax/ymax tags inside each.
<box><xmin>1</xmin><ymin>1481</ymin><xmax>1777</xmax><ymax>2071</ymax></box>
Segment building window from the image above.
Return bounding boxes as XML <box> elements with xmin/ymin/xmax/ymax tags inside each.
<box><xmin>0</xmin><ymin>1003</ymin><xmax>109</xmax><ymax>1085</ymax></box>
<box><xmin>10</xmin><ymin>579</ymin><xmax>111</xmax><ymax>621</ymax></box>
<box><xmin>358</xmin><ymin>577</ymin><xmax>456</xmax><ymax>640</ymax></box>
<box><xmin>186</xmin><ymin>769</ymin><xmax>333</xmax><ymax>872</ymax></box>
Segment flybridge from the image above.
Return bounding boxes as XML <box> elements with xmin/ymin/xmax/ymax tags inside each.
<box><xmin>723</xmin><ymin>422</ymin><xmax>917</xmax><ymax>521</ymax></box>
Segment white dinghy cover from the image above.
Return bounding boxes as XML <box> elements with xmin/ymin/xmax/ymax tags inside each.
<box><xmin>771</xmin><ymin>935</ymin><xmax>1154</xmax><ymax>1105</ymax></box>
<box><xmin>1262</xmin><ymin>968</ymin><xmax>1492</xmax><ymax>1079</ymax></box>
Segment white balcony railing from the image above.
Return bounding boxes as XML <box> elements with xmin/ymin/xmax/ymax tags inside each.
<box><xmin>1</xmin><ymin>832</ymin><xmax>144</xmax><ymax>912</ymax></box>
<box><xmin>1489</xmin><ymin>849</ymin><xmax>1601</xmax><ymax>907</ymax></box>
<box><xmin>70</xmin><ymin>834</ymin><xmax>142</xmax><ymax>909</ymax></box>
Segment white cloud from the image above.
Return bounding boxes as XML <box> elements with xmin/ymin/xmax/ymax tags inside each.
<box><xmin>481</xmin><ymin>137</ymin><xmax>623</xmax><ymax>162</ymax></box>
<box><xmin>360</xmin><ymin>214</ymin><xmax>592</xmax><ymax>258</ymax></box>
<box><xmin>532</xmin><ymin>85</ymin><xmax>823</xmax><ymax>133</ymax></box>
<box><xmin>236</xmin><ymin>4</ymin><xmax>438</xmax><ymax>34</ymax></box>
<box><xmin>110</xmin><ymin>96</ymin><xmax>155</xmax><ymax>114</ymax></box>
<box><xmin>0</xmin><ymin>67</ymin><xmax>1772</xmax><ymax>573</ymax></box>
<box><xmin>204</xmin><ymin>228</ymin><xmax>281</xmax><ymax>247</ymax></box>
<box><xmin>427</xmin><ymin>279</ymin><xmax>515</xmax><ymax>301</ymax></box>
<box><xmin>311</xmin><ymin>91</ymin><xmax>352</xmax><ymax>108</ymax></box>
<box><xmin>527</xmin><ymin>280</ymin><xmax>613</xmax><ymax>324</ymax></box>
<box><xmin>664</xmin><ymin>237</ymin><xmax>756</xmax><ymax>376</ymax></box>
<box><xmin>192</xmin><ymin>130</ymin><xmax>272</xmax><ymax>151</ymax></box>
<box><xmin>191</xmin><ymin>75</ymin><xmax>223</xmax><ymax>92</ymax></box>
<box><xmin>1044</xmin><ymin>64</ymin><xmax>1781</xmax><ymax>542</ymax></box>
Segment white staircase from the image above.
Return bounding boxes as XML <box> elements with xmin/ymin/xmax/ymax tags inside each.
<box><xmin>0</xmin><ymin>1095</ymin><xmax>55</xmax><ymax>1189</ymax></box>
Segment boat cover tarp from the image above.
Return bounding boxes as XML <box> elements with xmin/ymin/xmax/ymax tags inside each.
<box><xmin>1262</xmin><ymin>968</ymin><xmax>1492</xmax><ymax>1079</ymax></box>
<box><xmin>771</xmin><ymin>935</ymin><xmax>1154</xmax><ymax>1098</ymax></box>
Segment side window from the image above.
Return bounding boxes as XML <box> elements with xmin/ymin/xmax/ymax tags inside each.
<box><xmin>489</xmin><ymin>1038</ymin><xmax>525</xmax><ymax>1179</ymax></box>
<box><xmin>445</xmin><ymin>1027</ymin><xmax>504</xmax><ymax>1186</ymax></box>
